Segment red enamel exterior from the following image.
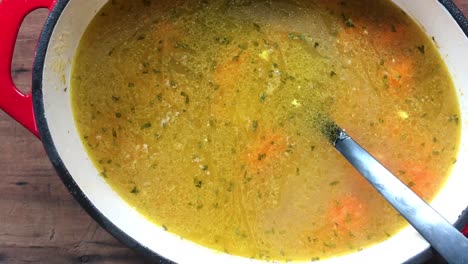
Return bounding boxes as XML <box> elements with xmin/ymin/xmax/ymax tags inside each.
<box><xmin>0</xmin><ymin>0</ymin><xmax>57</xmax><ymax>138</ymax></box>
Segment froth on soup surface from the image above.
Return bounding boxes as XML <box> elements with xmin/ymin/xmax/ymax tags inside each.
<box><xmin>71</xmin><ymin>0</ymin><xmax>460</xmax><ymax>261</ymax></box>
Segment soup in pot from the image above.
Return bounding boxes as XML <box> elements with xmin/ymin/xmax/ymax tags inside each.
<box><xmin>71</xmin><ymin>0</ymin><xmax>460</xmax><ymax>261</ymax></box>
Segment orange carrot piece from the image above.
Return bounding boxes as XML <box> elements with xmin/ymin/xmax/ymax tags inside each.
<box><xmin>213</xmin><ymin>51</ymin><xmax>250</xmax><ymax>89</ymax></box>
<box><xmin>374</xmin><ymin>23</ymin><xmax>407</xmax><ymax>47</ymax></box>
<box><xmin>153</xmin><ymin>20</ymin><xmax>181</xmax><ymax>37</ymax></box>
<box><xmin>382</xmin><ymin>56</ymin><xmax>414</xmax><ymax>97</ymax></box>
<box><xmin>400</xmin><ymin>163</ymin><xmax>435</xmax><ymax>199</ymax></box>
<box><xmin>336</xmin><ymin>18</ymin><xmax>367</xmax><ymax>53</ymax></box>
<box><xmin>244</xmin><ymin>131</ymin><xmax>288</xmax><ymax>173</ymax></box>
<box><xmin>327</xmin><ymin>194</ymin><xmax>366</xmax><ymax>233</ymax></box>
<box><xmin>209</xmin><ymin>51</ymin><xmax>251</xmax><ymax>120</ymax></box>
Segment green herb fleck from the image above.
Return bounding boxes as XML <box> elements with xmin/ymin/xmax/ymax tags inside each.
<box><xmin>330</xmin><ymin>181</ymin><xmax>340</xmax><ymax>186</ymax></box>
<box><xmin>227</xmin><ymin>182</ymin><xmax>235</xmax><ymax>192</ymax></box>
<box><xmin>286</xmin><ymin>144</ymin><xmax>294</xmax><ymax>154</ymax></box>
<box><xmin>175</xmin><ymin>43</ymin><xmax>189</xmax><ymax>49</ymax></box>
<box><xmin>215</xmin><ymin>36</ymin><xmax>231</xmax><ymax>45</ymax></box>
<box><xmin>417</xmin><ymin>45</ymin><xmax>425</xmax><ymax>54</ymax></box>
<box><xmin>258</xmin><ymin>153</ymin><xmax>266</xmax><ymax>161</ymax></box>
<box><xmin>448</xmin><ymin>114</ymin><xmax>459</xmax><ymax>125</ymax></box>
<box><xmin>253</xmin><ymin>22</ymin><xmax>261</xmax><ymax>32</ymax></box>
<box><xmin>141</xmin><ymin>122</ymin><xmax>152</xmax><ymax>129</ymax></box>
<box><xmin>107</xmin><ymin>48</ymin><xmax>114</xmax><ymax>56</ymax></box>
<box><xmin>345</xmin><ymin>213</ymin><xmax>352</xmax><ymax>223</ymax></box>
<box><xmin>128</xmin><ymin>82</ymin><xmax>135</xmax><ymax>88</ymax></box>
<box><xmin>169</xmin><ymin>80</ymin><xmax>178</xmax><ymax>88</ymax></box>
<box><xmin>381</xmin><ymin>75</ymin><xmax>389</xmax><ymax>88</ymax></box>
<box><xmin>130</xmin><ymin>186</ymin><xmax>139</xmax><ymax>194</ymax></box>
<box><xmin>194</xmin><ymin>177</ymin><xmax>203</xmax><ymax>188</ymax></box>
<box><xmin>342</xmin><ymin>14</ymin><xmax>355</xmax><ymax>28</ymax></box>
<box><xmin>238</xmin><ymin>43</ymin><xmax>248</xmax><ymax>50</ymax></box>
<box><xmin>323</xmin><ymin>242</ymin><xmax>336</xmax><ymax>248</ymax></box>
<box><xmin>288</xmin><ymin>32</ymin><xmax>301</xmax><ymax>40</ymax></box>
<box><xmin>252</xmin><ymin>120</ymin><xmax>258</xmax><ymax>131</ymax></box>
<box><xmin>180</xmin><ymin>92</ymin><xmax>190</xmax><ymax>104</ymax></box>
<box><xmin>156</xmin><ymin>93</ymin><xmax>163</xmax><ymax>101</ymax></box>
<box><xmin>115</xmin><ymin>112</ymin><xmax>122</xmax><ymax>118</ymax></box>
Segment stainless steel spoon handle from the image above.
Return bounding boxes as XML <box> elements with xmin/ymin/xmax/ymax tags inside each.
<box><xmin>334</xmin><ymin>130</ymin><xmax>468</xmax><ymax>264</ymax></box>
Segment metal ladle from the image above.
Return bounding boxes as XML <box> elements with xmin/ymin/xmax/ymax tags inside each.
<box><xmin>321</xmin><ymin>119</ymin><xmax>468</xmax><ymax>264</ymax></box>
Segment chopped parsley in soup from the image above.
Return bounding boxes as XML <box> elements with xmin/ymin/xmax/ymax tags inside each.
<box><xmin>71</xmin><ymin>0</ymin><xmax>460</xmax><ymax>261</ymax></box>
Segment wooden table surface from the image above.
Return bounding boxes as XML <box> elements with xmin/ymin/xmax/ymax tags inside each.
<box><xmin>1</xmin><ymin>1</ymin><xmax>467</xmax><ymax>263</ymax></box>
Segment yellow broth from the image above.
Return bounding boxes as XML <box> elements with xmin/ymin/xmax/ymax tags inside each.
<box><xmin>71</xmin><ymin>0</ymin><xmax>460</xmax><ymax>261</ymax></box>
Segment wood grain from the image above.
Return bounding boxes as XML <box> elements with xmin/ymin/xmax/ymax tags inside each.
<box><xmin>1</xmin><ymin>8</ymin><xmax>148</xmax><ymax>264</ymax></box>
<box><xmin>1</xmin><ymin>1</ymin><xmax>467</xmax><ymax>263</ymax></box>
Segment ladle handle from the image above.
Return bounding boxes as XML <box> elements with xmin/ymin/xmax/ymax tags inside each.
<box><xmin>334</xmin><ymin>131</ymin><xmax>468</xmax><ymax>264</ymax></box>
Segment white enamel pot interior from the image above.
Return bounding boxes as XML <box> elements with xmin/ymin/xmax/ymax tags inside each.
<box><xmin>32</xmin><ymin>0</ymin><xmax>468</xmax><ymax>263</ymax></box>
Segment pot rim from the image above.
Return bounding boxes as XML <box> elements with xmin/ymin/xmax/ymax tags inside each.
<box><xmin>31</xmin><ymin>1</ymin><xmax>468</xmax><ymax>263</ymax></box>
<box><xmin>31</xmin><ymin>0</ymin><xmax>172</xmax><ymax>263</ymax></box>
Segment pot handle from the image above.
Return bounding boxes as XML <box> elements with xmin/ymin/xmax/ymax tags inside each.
<box><xmin>0</xmin><ymin>0</ymin><xmax>57</xmax><ymax>138</ymax></box>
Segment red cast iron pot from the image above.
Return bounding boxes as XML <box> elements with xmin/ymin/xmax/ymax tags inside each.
<box><xmin>0</xmin><ymin>0</ymin><xmax>467</xmax><ymax>263</ymax></box>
